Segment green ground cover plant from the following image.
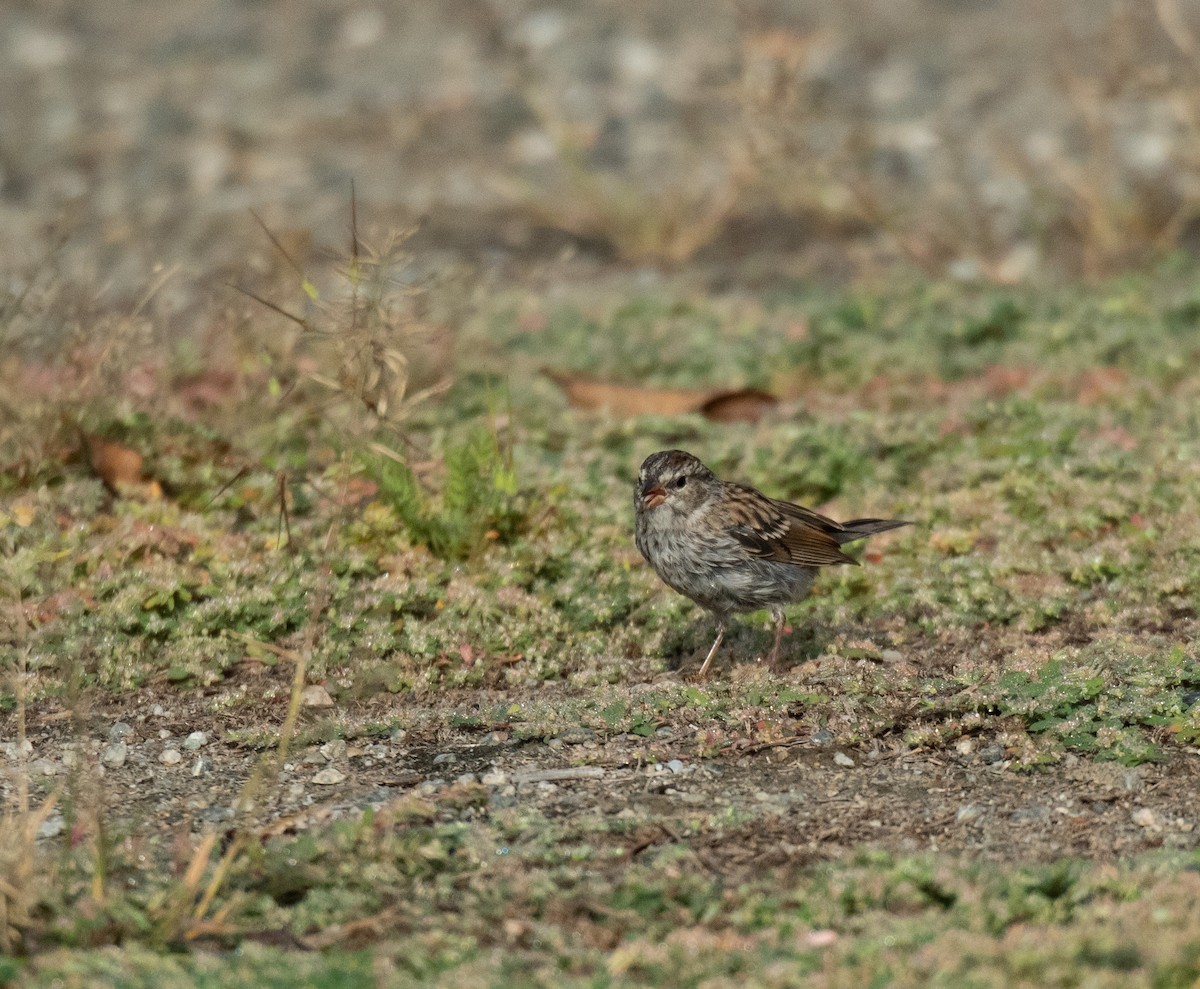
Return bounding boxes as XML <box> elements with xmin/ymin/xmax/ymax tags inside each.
<box><xmin>4</xmin><ymin>261</ymin><xmax>1200</xmax><ymax>985</ymax></box>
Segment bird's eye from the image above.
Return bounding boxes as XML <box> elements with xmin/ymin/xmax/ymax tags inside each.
<box><xmin>672</xmin><ymin>476</ymin><xmax>687</xmax><ymax>489</ymax></box>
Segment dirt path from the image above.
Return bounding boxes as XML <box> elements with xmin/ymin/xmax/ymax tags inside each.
<box><xmin>8</xmin><ymin>670</ymin><xmax>1195</xmax><ymax>873</ymax></box>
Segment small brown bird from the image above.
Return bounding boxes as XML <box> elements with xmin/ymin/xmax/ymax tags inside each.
<box><xmin>634</xmin><ymin>450</ymin><xmax>911</xmax><ymax>676</ymax></box>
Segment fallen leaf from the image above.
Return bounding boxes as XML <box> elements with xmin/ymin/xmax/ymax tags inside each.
<box><xmin>786</xmin><ymin>318</ymin><xmax>809</xmax><ymax>341</ymax></box>
<box><xmin>930</xmin><ymin>529</ymin><xmax>978</xmax><ymax>556</ymax></box>
<box><xmin>11</xmin><ymin>498</ymin><xmax>35</xmax><ymax>528</ymax></box>
<box><xmin>545</xmin><ymin>370</ymin><xmax>702</xmax><ymax>415</ymax></box>
<box><xmin>299</xmin><ymin>907</ymin><xmax>403</xmax><ymax>950</ymax></box>
<box><xmin>177</xmin><ymin>369</ymin><xmax>239</xmax><ymax>411</ymax></box>
<box><xmin>700</xmin><ymin>389</ymin><xmax>778</xmax><ymax>423</ymax></box>
<box><xmin>544</xmin><ymin>370</ymin><xmax>776</xmax><ymax>423</ymax></box>
<box><xmin>1096</xmin><ymin>426</ymin><xmax>1138</xmax><ymax>452</ymax></box>
<box><xmin>981</xmin><ymin>364</ymin><xmax>1032</xmax><ymax>398</ymax></box>
<box><xmin>84</xmin><ymin>435</ymin><xmax>162</xmax><ymax>500</ymax></box>
<box><xmin>85</xmin><ymin>435</ymin><xmax>142</xmax><ymax>487</ymax></box>
<box><xmin>259</xmin><ymin>800</ymin><xmax>339</xmax><ymax>839</ymax></box>
<box><xmin>1076</xmin><ymin>367</ymin><xmax>1128</xmax><ymax>404</ymax></box>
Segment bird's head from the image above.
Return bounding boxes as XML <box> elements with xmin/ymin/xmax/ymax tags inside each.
<box><xmin>636</xmin><ymin>450</ymin><xmax>715</xmax><ymax>514</ymax></box>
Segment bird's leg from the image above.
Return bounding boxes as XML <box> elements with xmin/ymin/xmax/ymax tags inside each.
<box><xmin>696</xmin><ymin>620</ymin><xmax>727</xmax><ymax>678</ymax></box>
<box><xmin>767</xmin><ymin>608</ymin><xmax>787</xmax><ymax>670</ymax></box>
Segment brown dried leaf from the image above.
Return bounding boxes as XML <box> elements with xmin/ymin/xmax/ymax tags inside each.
<box><xmin>1075</xmin><ymin>367</ymin><xmax>1128</xmax><ymax>405</ymax></box>
<box><xmin>10</xmin><ymin>498</ymin><xmax>35</xmax><ymax>528</ymax></box>
<box><xmin>544</xmin><ymin>370</ymin><xmax>776</xmax><ymax>423</ymax></box>
<box><xmin>544</xmin><ymin>370</ymin><xmax>705</xmax><ymax>416</ymax></box>
<box><xmin>84</xmin><ymin>435</ymin><xmax>163</xmax><ymax>500</ymax></box>
<box><xmin>299</xmin><ymin>906</ymin><xmax>402</xmax><ymax>950</ymax></box>
<box><xmin>699</xmin><ymin>389</ymin><xmax>778</xmax><ymax>423</ymax></box>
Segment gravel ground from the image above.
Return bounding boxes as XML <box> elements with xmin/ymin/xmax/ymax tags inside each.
<box><xmin>6</xmin><ymin>667</ymin><xmax>1197</xmax><ymax>870</ymax></box>
<box><xmin>6</xmin><ymin>0</ymin><xmax>1200</xmax><ymax>882</ymax></box>
<box><xmin>3</xmin><ymin>0</ymin><xmax>1194</xmax><ymax>312</ymax></box>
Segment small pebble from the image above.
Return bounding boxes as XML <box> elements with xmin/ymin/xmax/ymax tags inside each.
<box><xmin>38</xmin><ymin>814</ymin><xmax>65</xmax><ymax>839</ymax></box>
<box><xmin>833</xmin><ymin>751</ymin><xmax>855</xmax><ymax>768</ymax></box>
<box><xmin>28</xmin><ymin>758</ymin><xmax>60</xmax><ymax>776</ymax></box>
<box><xmin>300</xmin><ymin>685</ymin><xmax>335</xmax><ymax>708</ymax></box>
<box><xmin>192</xmin><ymin>756</ymin><xmax>208</xmax><ymax>777</ymax></box>
<box><xmin>880</xmin><ymin>649</ymin><xmax>904</xmax><ymax>664</ymax></box>
<box><xmin>3</xmin><ymin>740</ymin><xmax>33</xmax><ymax>759</ymax></box>
<box><xmin>546</xmin><ymin>737</ymin><xmax>565</xmax><ymax>750</ymax></box>
<box><xmin>159</xmin><ymin>748</ymin><xmax>182</xmax><ymax>766</ymax></box>
<box><xmin>811</xmin><ymin>728</ymin><xmax>833</xmax><ymax>746</ymax></box>
<box><xmin>666</xmin><ymin>759</ymin><xmax>686</xmax><ymax>774</ymax></box>
<box><xmin>152</xmin><ymin>705</ymin><xmax>165</xmax><ymax>717</ymax></box>
<box><xmin>320</xmin><ymin>739</ymin><xmax>347</xmax><ymax>762</ymax></box>
<box><xmin>956</xmin><ymin>804</ymin><xmax>982</xmax><ymax>824</ymax></box>
<box><xmin>158</xmin><ymin>729</ymin><xmax>172</xmax><ymax>740</ymax></box>
<box><xmin>183</xmin><ymin>731</ymin><xmax>207</xmax><ymax>751</ymax></box>
<box><xmin>1132</xmin><ymin>807</ymin><xmax>1160</xmax><ymax>830</ymax></box>
<box><xmin>432</xmin><ymin>752</ymin><xmax>457</xmax><ymax>765</ymax></box>
<box><xmin>955</xmin><ymin>738</ymin><xmax>975</xmax><ymax>756</ymax></box>
<box><xmin>109</xmin><ymin>722</ymin><xmax>133</xmax><ymax>740</ymax></box>
<box><xmin>1122</xmin><ymin>769</ymin><xmax>1146</xmax><ymax>793</ymax></box>
<box><xmin>481</xmin><ymin>768</ymin><xmax>509</xmax><ymax>786</ymax></box>
<box><xmin>979</xmin><ymin>745</ymin><xmax>1005</xmax><ymax>764</ymax></box>
<box><xmin>557</xmin><ymin>727</ymin><xmax>596</xmax><ymax>745</ymax></box>
<box><xmin>100</xmin><ymin>741</ymin><xmax>128</xmax><ymax>768</ymax></box>
<box><xmin>417</xmin><ymin>781</ymin><xmax>442</xmax><ymax>796</ymax></box>
<box><xmin>390</xmin><ymin>729</ymin><xmax>408</xmax><ymax>742</ymax></box>
<box><xmin>807</xmin><ymin>929</ymin><xmax>839</xmax><ymax>948</ymax></box>
<box><xmin>313</xmin><ymin>767</ymin><xmax>346</xmax><ymax>785</ymax></box>
<box><xmin>481</xmin><ymin>730</ymin><xmax>509</xmax><ymax>744</ymax></box>
<box><xmin>455</xmin><ymin>772</ymin><xmax>478</xmax><ymax>785</ymax></box>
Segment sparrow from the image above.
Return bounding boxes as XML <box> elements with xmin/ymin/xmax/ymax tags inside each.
<box><xmin>634</xmin><ymin>449</ymin><xmax>911</xmax><ymax>676</ymax></box>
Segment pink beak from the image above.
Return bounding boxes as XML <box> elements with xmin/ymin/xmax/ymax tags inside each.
<box><xmin>641</xmin><ymin>485</ymin><xmax>666</xmax><ymax>510</ymax></box>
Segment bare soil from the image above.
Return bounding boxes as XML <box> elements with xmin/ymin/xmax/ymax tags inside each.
<box><xmin>12</xmin><ymin>658</ymin><xmax>1194</xmax><ymax>877</ymax></box>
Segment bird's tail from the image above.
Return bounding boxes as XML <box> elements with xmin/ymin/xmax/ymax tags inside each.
<box><xmin>833</xmin><ymin>518</ymin><xmax>913</xmax><ymax>545</ymax></box>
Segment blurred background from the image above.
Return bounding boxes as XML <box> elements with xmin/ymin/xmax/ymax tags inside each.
<box><xmin>4</xmin><ymin>0</ymin><xmax>1200</xmax><ymax>314</ymax></box>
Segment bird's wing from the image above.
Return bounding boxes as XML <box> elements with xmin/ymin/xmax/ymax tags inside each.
<box><xmin>725</xmin><ymin>486</ymin><xmax>858</xmax><ymax>567</ymax></box>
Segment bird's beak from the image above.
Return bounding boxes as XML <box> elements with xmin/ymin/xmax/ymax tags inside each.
<box><xmin>640</xmin><ymin>483</ymin><xmax>667</xmax><ymax>510</ymax></box>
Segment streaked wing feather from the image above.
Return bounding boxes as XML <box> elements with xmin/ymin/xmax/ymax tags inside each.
<box><xmin>771</xmin><ymin>498</ymin><xmax>848</xmax><ymax>534</ymax></box>
<box><xmin>725</xmin><ymin>486</ymin><xmax>857</xmax><ymax>567</ymax></box>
